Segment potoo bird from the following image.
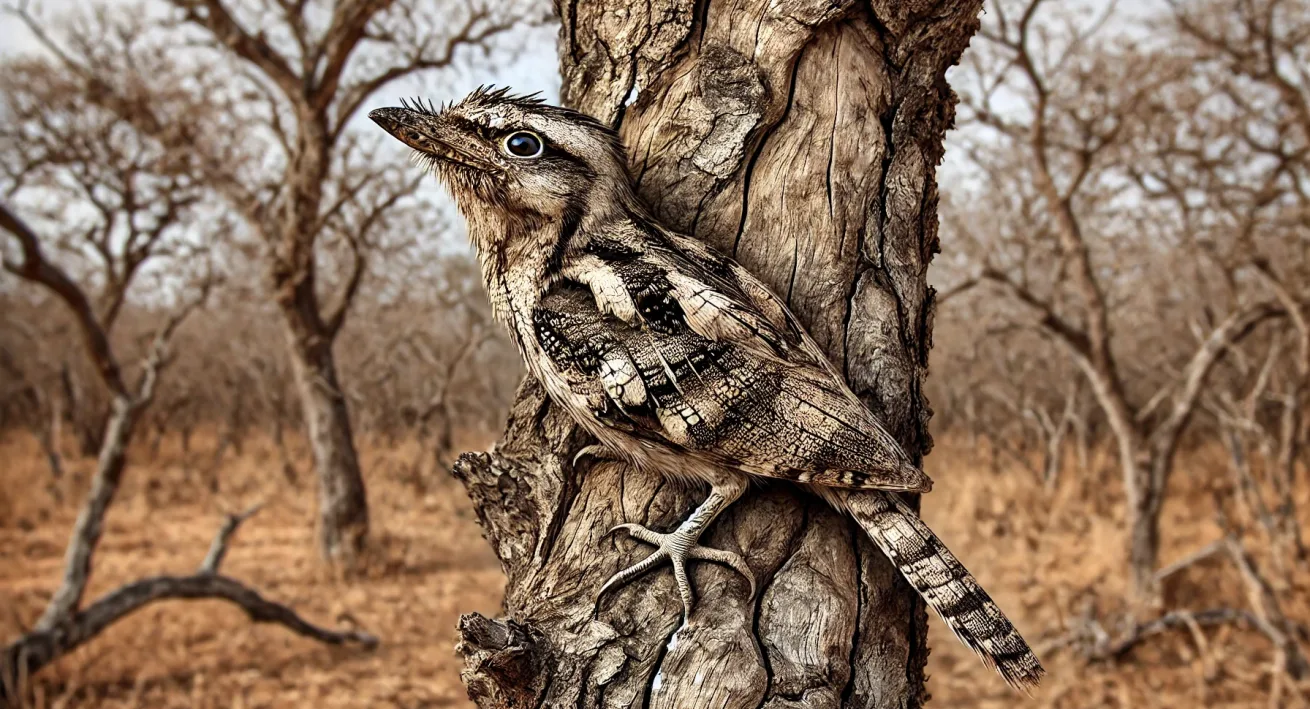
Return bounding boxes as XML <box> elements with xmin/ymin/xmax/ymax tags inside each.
<box><xmin>371</xmin><ymin>87</ymin><xmax>1044</xmax><ymax>691</ymax></box>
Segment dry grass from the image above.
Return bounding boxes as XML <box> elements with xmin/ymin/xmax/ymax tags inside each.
<box><xmin>1</xmin><ymin>430</ymin><xmax>502</xmax><ymax>709</ymax></box>
<box><xmin>2</xmin><ymin>429</ymin><xmax>1307</xmax><ymax>708</ymax></box>
<box><xmin>924</xmin><ymin>437</ymin><xmax>1310</xmax><ymax>709</ymax></box>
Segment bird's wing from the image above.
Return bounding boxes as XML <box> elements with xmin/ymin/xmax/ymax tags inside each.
<box><xmin>542</xmin><ymin>236</ymin><xmax>930</xmax><ymax>492</ymax></box>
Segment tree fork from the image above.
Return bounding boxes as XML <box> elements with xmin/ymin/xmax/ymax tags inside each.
<box><xmin>453</xmin><ymin>1</ymin><xmax>983</xmax><ymax>706</ymax></box>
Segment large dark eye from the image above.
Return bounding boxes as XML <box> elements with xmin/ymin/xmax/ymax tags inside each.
<box><xmin>502</xmin><ymin>131</ymin><xmax>544</xmax><ymax>158</ymax></box>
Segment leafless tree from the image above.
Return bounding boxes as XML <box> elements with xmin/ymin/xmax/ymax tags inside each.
<box><xmin>9</xmin><ymin>0</ymin><xmax>538</xmax><ymax>565</ymax></box>
<box><xmin>946</xmin><ymin>0</ymin><xmax>1288</xmax><ymax>606</ymax></box>
<box><xmin>0</xmin><ymin>204</ymin><xmax>375</xmax><ymax>707</ymax></box>
<box><xmin>0</xmin><ymin>44</ymin><xmax>380</xmax><ymax>698</ymax></box>
<box><xmin>1161</xmin><ymin>0</ymin><xmax>1310</xmax><ymax>569</ymax></box>
<box><xmin>0</xmin><ymin>45</ymin><xmax>208</xmax><ymax>459</ymax></box>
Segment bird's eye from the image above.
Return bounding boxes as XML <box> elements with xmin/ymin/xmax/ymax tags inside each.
<box><xmin>502</xmin><ymin>131</ymin><xmax>544</xmax><ymax>158</ymax></box>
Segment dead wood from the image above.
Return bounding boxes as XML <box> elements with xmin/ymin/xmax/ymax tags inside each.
<box><xmin>0</xmin><ymin>507</ymin><xmax>377</xmax><ymax>708</ymax></box>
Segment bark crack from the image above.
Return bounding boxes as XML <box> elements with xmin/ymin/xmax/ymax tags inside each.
<box><xmin>732</xmin><ymin>44</ymin><xmax>805</xmax><ymax>259</ymax></box>
<box><xmin>838</xmin><ymin>519</ymin><xmax>864</xmax><ymax>707</ymax></box>
<box><xmin>643</xmin><ymin>623</ymin><xmax>682</xmax><ymax>709</ymax></box>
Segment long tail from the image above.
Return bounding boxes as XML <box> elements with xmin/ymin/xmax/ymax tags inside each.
<box><xmin>842</xmin><ymin>490</ymin><xmax>1045</xmax><ymax>692</ymax></box>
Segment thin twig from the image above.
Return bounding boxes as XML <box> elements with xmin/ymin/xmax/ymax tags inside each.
<box><xmin>199</xmin><ymin>504</ymin><xmax>265</xmax><ymax>573</ymax></box>
<box><xmin>1154</xmin><ymin>539</ymin><xmax>1226</xmax><ymax>583</ymax></box>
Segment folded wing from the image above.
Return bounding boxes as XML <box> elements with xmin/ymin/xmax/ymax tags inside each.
<box><xmin>538</xmin><ymin>237</ymin><xmax>930</xmax><ymax>492</ymax></box>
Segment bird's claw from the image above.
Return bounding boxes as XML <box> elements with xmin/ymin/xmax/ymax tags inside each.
<box><xmin>594</xmin><ymin>522</ymin><xmax>755</xmax><ymax>622</ymax></box>
<box><xmin>573</xmin><ymin>443</ymin><xmax>618</xmax><ymax>468</ymax></box>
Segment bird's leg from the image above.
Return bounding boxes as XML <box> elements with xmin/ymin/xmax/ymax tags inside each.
<box><xmin>596</xmin><ymin>469</ymin><xmax>754</xmax><ymax>622</ymax></box>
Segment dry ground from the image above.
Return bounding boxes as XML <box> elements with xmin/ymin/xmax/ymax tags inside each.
<box><xmin>2</xmin><ymin>429</ymin><xmax>1307</xmax><ymax>708</ymax></box>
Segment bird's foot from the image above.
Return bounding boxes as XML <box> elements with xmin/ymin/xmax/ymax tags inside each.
<box><xmin>595</xmin><ymin>522</ymin><xmax>755</xmax><ymax>622</ymax></box>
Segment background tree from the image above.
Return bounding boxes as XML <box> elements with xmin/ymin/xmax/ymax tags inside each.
<box><xmin>0</xmin><ymin>44</ymin><xmax>375</xmax><ymax>695</ymax></box>
<box><xmin>943</xmin><ymin>0</ymin><xmax>1288</xmax><ymax>605</ymax></box>
<box><xmin>11</xmin><ymin>0</ymin><xmax>536</xmax><ymax>564</ymax></box>
<box><xmin>1163</xmin><ymin>0</ymin><xmax>1310</xmax><ymax>568</ymax></box>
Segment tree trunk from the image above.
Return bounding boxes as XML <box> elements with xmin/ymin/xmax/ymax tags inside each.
<box><xmin>1127</xmin><ymin>461</ymin><xmax>1162</xmax><ymax>606</ymax></box>
<box><xmin>35</xmin><ymin>395</ymin><xmax>137</xmax><ymax>631</ymax></box>
<box><xmin>284</xmin><ymin>323</ymin><xmax>369</xmax><ymax>565</ymax></box>
<box><xmin>452</xmin><ymin>2</ymin><xmax>982</xmax><ymax>706</ymax></box>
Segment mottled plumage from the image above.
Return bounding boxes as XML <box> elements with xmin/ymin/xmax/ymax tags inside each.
<box><xmin>370</xmin><ymin>87</ymin><xmax>1044</xmax><ymax>692</ymax></box>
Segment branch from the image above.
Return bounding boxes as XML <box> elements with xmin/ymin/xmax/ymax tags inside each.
<box><xmin>1147</xmin><ymin>301</ymin><xmax>1281</xmax><ymax>455</ymax></box>
<box><xmin>1100</xmin><ymin>608</ymin><xmax>1256</xmax><ymax>659</ymax></box>
<box><xmin>1253</xmin><ymin>259</ymin><xmax>1309</xmax><ymax>377</ymax></box>
<box><xmin>1153</xmin><ymin>539</ymin><xmax>1225</xmax><ymax>584</ymax></box>
<box><xmin>416</xmin><ymin>326</ymin><xmax>490</xmax><ymax>423</ymax></box>
<box><xmin>1</xmin><ymin>507</ymin><xmax>376</xmax><ymax>702</ymax></box>
<box><xmin>312</xmin><ymin>168</ymin><xmax>384</xmax><ymax>236</ymax></box>
<box><xmin>330</xmin><ymin>7</ymin><xmax>522</xmax><ymax>138</ymax></box>
<box><xmin>310</xmin><ymin>0</ymin><xmax>395</xmax><ymax>113</ymax></box>
<box><xmin>199</xmin><ymin>504</ymin><xmax>263</xmax><ymax>572</ymax></box>
<box><xmin>169</xmin><ymin>0</ymin><xmax>303</xmax><ymax>106</ymax></box>
<box><xmin>1215</xmin><ymin>498</ymin><xmax>1310</xmax><ymax>678</ymax></box>
<box><xmin>134</xmin><ymin>277</ymin><xmax>215</xmax><ymax>406</ymax></box>
<box><xmin>935</xmin><ymin>276</ymin><xmax>980</xmax><ymax>306</ymax></box>
<box><xmin>322</xmin><ymin>235</ymin><xmax>367</xmax><ymax>338</ymax></box>
<box><xmin>0</xmin><ymin>202</ymin><xmax>127</xmax><ymax>397</ymax></box>
<box><xmin>1134</xmin><ymin>381</ymin><xmax>1174</xmax><ymax>424</ymax></box>
<box><xmin>980</xmin><ymin>267</ymin><xmax>1092</xmax><ymax>356</ymax></box>
<box><xmin>320</xmin><ymin>173</ymin><xmax>419</xmax><ymax>336</ymax></box>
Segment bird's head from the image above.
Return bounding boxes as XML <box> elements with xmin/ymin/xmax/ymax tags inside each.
<box><xmin>370</xmin><ymin>87</ymin><xmax>633</xmax><ymax>241</ymax></box>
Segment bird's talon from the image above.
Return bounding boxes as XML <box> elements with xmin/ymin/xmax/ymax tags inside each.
<box><xmin>573</xmin><ymin>443</ymin><xmax>616</xmax><ymax>468</ymax></box>
<box><xmin>594</xmin><ymin>522</ymin><xmax>754</xmax><ymax>620</ymax></box>
<box><xmin>601</xmin><ymin>522</ymin><xmax>646</xmax><ymax>543</ymax></box>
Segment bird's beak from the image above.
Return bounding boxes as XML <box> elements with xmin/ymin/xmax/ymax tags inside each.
<box><xmin>369</xmin><ymin>106</ymin><xmax>497</xmax><ymax>172</ymax></box>
<box><xmin>368</xmin><ymin>107</ymin><xmax>415</xmax><ymax>144</ymax></box>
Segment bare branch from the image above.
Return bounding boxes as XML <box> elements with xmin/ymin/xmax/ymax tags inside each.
<box><xmin>935</xmin><ymin>277</ymin><xmax>980</xmax><ymax>306</ymax></box>
<box><xmin>322</xmin><ymin>234</ymin><xmax>368</xmax><ymax>338</ymax></box>
<box><xmin>980</xmin><ymin>267</ymin><xmax>1092</xmax><ymax>356</ymax></box>
<box><xmin>331</xmin><ymin>7</ymin><xmax>523</xmax><ymax>137</ymax></box>
<box><xmin>135</xmin><ymin>276</ymin><xmax>216</xmax><ymax>406</ymax></box>
<box><xmin>2</xmin><ymin>509</ymin><xmax>377</xmax><ymax>700</ymax></box>
<box><xmin>200</xmin><ymin>504</ymin><xmax>265</xmax><ymax>573</ymax></box>
<box><xmin>1148</xmin><ymin>301</ymin><xmax>1281</xmax><ymax>455</ymax></box>
<box><xmin>311</xmin><ymin>0</ymin><xmax>396</xmax><ymax>113</ymax></box>
<box><xmin>168</xmin><ymin>0</ymin><xmax>303</xmax><ymax>106</ymax></box>
<box><xmin>1</xmin><ymin>202</ymin><xmax>127</xmax><ymax>397</ymax></box>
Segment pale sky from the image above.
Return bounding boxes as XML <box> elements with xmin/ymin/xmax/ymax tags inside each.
<box><xmin>0</xmin><ymin>0</ymin><xmax>1161</xmax><ymax>262</ymax></box>
<box><xmin>0</xmin><ymin>0</ymin><xmax>561</xmax><ymax>101</ymax></box>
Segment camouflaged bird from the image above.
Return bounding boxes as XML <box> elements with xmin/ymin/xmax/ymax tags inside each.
<box><xmin>370</xmin><ymin>87</ymin><xmax>1045</xmax><ymax>692</ymax></box>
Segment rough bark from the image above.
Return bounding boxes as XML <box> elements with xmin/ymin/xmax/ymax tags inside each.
<box><xmin>452</xmin><ymin>2</ymin><xmax>982</xmax><ymax>706</ymax></box>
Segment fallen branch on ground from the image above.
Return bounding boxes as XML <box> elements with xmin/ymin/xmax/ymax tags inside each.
<box><xmin>0</xmin><ymin>507</ymin><xmax>377</xmax><ymax>707</ymax></box>
<box><xmin>1100</xmin><ymin>608</ymin><xmax>1257</xmax><ymax>659</ymax></box>
<box><xmin>1041</xmin><ymin>494</ymin><xmax>1310</xmax><ymax>708</ymax></box>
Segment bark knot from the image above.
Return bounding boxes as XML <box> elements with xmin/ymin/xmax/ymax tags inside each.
<box><xmin>687</xmin><ymin>44</ymin><xmax>768</xmax><ymax>178</ymax></box>
<box><xmin>457</xmin><ymin>613</ymin><xmax>550</xmax><ymax>709</ymax></box>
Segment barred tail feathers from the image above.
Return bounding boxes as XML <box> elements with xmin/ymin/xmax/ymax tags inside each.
<box><xmin>843</xmin><ymin>490</ymin><xmax>1045</xmax><ymax>692</ymax></box>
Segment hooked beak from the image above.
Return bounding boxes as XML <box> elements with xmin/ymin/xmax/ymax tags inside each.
<box><xmin>369</xmin><ymin>107</ymin><xmax>496</xmax><ymax>172</ymax></box>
